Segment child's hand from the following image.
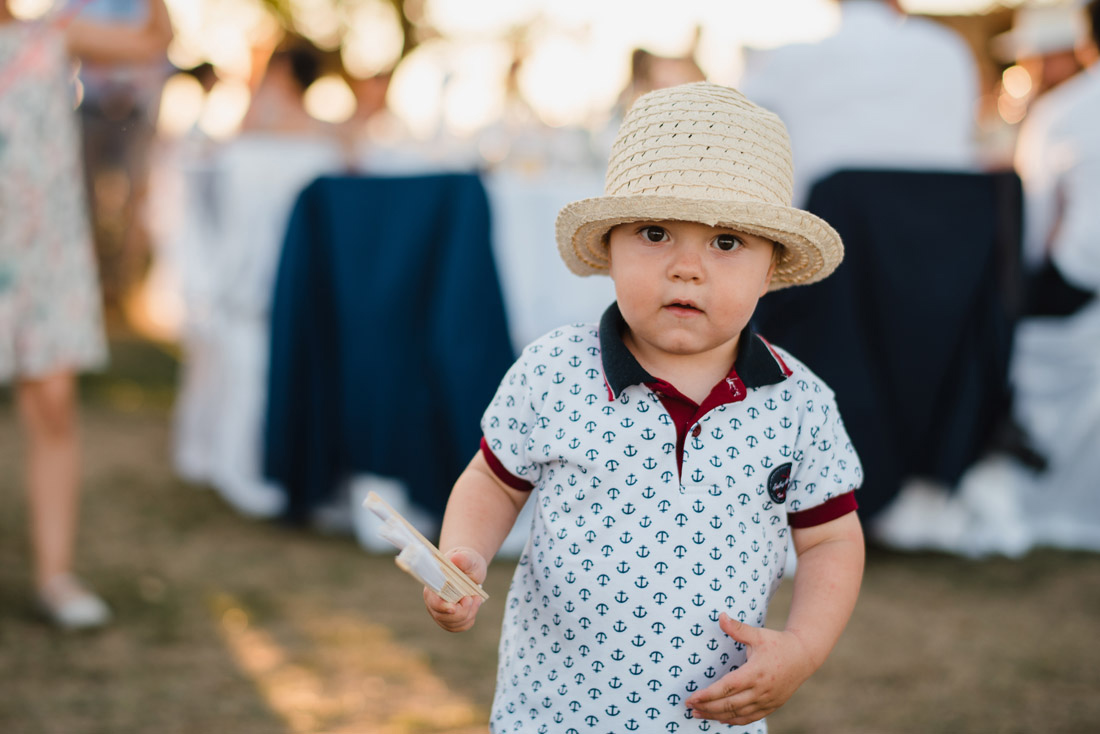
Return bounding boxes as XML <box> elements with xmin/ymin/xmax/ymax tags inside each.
<box><xmin>685</xmin><ymin>613</ymin><xmax>816</xmax><ymax>726</ymax></box>
<box><xmin>422</xmin><ymin>546</ymin><xmax>488</xmax><ymax>633</ymax></box>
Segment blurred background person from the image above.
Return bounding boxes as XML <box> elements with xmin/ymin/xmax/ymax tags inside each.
<box><xmin>621</xmin><ymin>44</ymin><xmax>705</xmax><ymax>110</ymax></box>
<box><xmin>345</xmin><ymin>69</ymin><xmax>392</xmax><ymax>130</ymax></box>
<box><xmin>0</xmin><ymin>0</ymin><xmax>171</xmax><ymax>629</ymax></box>
<box><xmin>739</xmin><ymin>0</ymin><xmax>980</xmax><ymax>207</ymax></box>
<box><xmin>981</xmin><ymin>1</ymin><xmax>1087</xmax><ymax>167</ymax></box>
<box><xmin>964</xmin><ymin>0</ymin><xmax>1100</xmax><ymax>554</ymax></box>
<box><xmin>345</xmin><ymin>63</ymin><xmax>445</xmax><ymax>174</ymax></box>
<box><xmin>345</xmin><ymin>66</ymin><xmax>445</xmax><ymax>175</ymax></box>
<box><xmin>590</xmin><ymin>44</ymin><xmax>706</xmax><ymax>168</ymax></box>
<box><xmin>74</xmin><ymin>0</ymin><xmax>174</xmax><ymax>329</ymax></box>
<box><xmin>851</xmin><ymin>0</ymin><xmax>1100</xmax><ymax>556</ymax></box>
<box><xmin>741</xmin><ymin>0</ymin><xmax>1021</xmax><ymax>541</ymax></box>
<box><xmin>477</xmin><ymin>38</ymin><xmax>605</xmax><ymax>175</ymax></box>
<box><xmin>999</xmin><ymin>0</ymin><xmax>1091</xmax><ymax>268</ymax></box>
<box><xmin>241</xmin><ymin>34</ymin><xmax>332</xmax><ymax>136</ymax></box>
<box><xmin>341</xmin><ymin>67</ymin><xmax>396</xmax><ymax>157</ymax></box>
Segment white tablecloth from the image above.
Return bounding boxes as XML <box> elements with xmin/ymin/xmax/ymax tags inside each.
<box><xmin>171</xmin><ymin>134</ymin><xmax>345</xmax><ymax>517</ymax></box>
<box><xmin>484</xmin><ymin>169</ymin><xmax>615</xmax><ymax>352</ymax></box>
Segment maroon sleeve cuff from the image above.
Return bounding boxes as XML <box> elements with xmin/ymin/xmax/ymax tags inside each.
<box><xmin>788</xmin><ymin>491</ymin><xmax>858</xmax><ymax>528</ymax></box>
<box><xmin>479</xmin><ymin>437</ymin><xmax>535</xmax><ymax>492</ymax></box>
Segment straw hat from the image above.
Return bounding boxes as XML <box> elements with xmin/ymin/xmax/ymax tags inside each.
<box><xmin>556</xmin><ymin>82</ymin><xmax>842</xmax><ymax>290</ymax></box>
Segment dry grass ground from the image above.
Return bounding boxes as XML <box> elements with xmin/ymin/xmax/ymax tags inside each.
<box><xmin>1</xmin><ymin>340</ymin><xmax>1098</xmax><ymax>733</ymax></box>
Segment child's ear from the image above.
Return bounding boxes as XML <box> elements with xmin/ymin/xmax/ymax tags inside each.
<box><xmin>760</xmin><ymin>243</ymin><xmax>781</xmax><ymax>295</ymax></box>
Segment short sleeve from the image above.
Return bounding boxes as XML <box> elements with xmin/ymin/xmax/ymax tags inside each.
<box><xmin>480</xmin><ymin>351</ymin><xmax>544</xmax><ymax>488</ymax></box>
<box><xmin>786</xmin><ymin>392</ymin><xmax>862</xmax><ymax>515</ymax></box>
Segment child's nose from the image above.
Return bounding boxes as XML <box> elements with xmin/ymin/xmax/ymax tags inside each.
<box><xmin>668</xmin><ymin>244</ymin><xmax>704</xmax><ymax>281</ymax></box>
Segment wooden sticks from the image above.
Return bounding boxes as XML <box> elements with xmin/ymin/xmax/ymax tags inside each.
<box><xmin>363</xmin><ymin>491</ymin><xmax>489</xmax><ymax>604</ymax></box>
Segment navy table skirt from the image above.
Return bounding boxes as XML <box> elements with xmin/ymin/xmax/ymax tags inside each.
<box><xmin>263</xmin><ymin>173</ymin><xmax>515</xmax><ymax>523</ymax></box>
<box><xmin>753</xmin><ymin>169</ymin><xmax>1022</xmax><ymax>520</ymax></box>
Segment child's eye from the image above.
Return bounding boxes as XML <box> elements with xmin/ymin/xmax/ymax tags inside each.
<box><xmin>713</xmin><ymin>234</ymin><xmax>743</xmax><ymax>252</ymax></box>
<box><xmin>640</xmin><ymin>226</ymin><xmax>668</xmax><ymax>243</ymax></box>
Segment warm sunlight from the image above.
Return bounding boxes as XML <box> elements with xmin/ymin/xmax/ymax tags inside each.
<box><xmin>154</xmin><ymin>0</ymin><xmax>849</xmax><ymax>139</ymax></box>
<box><xmin>210</xmin><ymin>594</ymin><xmax>485</xmax><ymax>734</ymax></box>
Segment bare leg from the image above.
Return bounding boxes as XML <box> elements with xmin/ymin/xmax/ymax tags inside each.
<box><xmin>16</xmin><ymin>371</ymin><xmax>81</xmax><ymax>589</ymax></box>
<box><xmin>17</xmin><ymin>371</ymin><xmax>110</xmax><ymax>628</ymax></box>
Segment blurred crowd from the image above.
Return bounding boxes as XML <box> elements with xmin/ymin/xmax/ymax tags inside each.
<box><xmin>2</xmin><ymin>0</ymin><xmax>1099</xmax><ymax>631</ymax></box>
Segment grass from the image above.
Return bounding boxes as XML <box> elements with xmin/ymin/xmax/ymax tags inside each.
<box><xmin>1</xmin><ymin>338</ymin><xmax>1098</xmax><ymax>733</ymax></box>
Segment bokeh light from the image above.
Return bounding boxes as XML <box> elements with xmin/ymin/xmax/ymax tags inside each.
<box><xmin>387</xmin><ymin>39</ymin><xmax>449</xmax><ymax>140</ymax></box>
<box><xmin>157</xmin><ymin>72</ymin><xmax>206</xmax><ymax>137</ymax></box>
<box><xmin>1002</xmin><ymin>64</ymin><xmax>1033</xmax><ymax>99</ymax></box>
<box><xmin>341</xmin><ymin>0</ymin><xmax>404</xmax><ymax>78</ymax></box>
<box><xmin>7</xmin><ymin>0</ymin><xmax>51</xmax><ymax>19</ymax></box>
<box><xmin>303</xmin><ymin>74</ymin><xmax>357</xmax><ymax>124</ymax></box>
<box><xmin>426</xmin><ymin>0</ymin><xmax>541</xmax><ymax>37</ymax></box>
<box><xmin>997</xmin><ymin>89</ymin><xmax>1028</xmax><ymax>124</ymax></box>
<box><xmin>440</xmin><ymin>41</ymin><xmax>511</xmax><ymax>135</ymax></box>
<box><xmin>900</xmin><ymin>0</ymin><xmax>1005</xmax><ymax>13</ymax></box>
<box><xmin>165</xmin><ymin>0</ymin><xmax>279</xmax><ymax>80</ymax></box>
<box><xmin>518</xmin><ymin>34</ymin><xmax>604</xmax><ymax>128</ymax></box>
<box><xmin>198</xmin><ymin>78</ymin><xmax>252</xmax><ymax>140</ymax></box>
<box><xmin>148</xmin><ymin>0</ymin><xmax>870</xmax><ymax>142</ymax></box>
<box><xmin>287</xmin><ymin>0</ymin><xmax>343</xmax><ymax>49</ymax></box>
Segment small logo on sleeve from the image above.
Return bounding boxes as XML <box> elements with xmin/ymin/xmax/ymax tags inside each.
<box><xmin>767</xmin><ymin>463</ymin><xmax>792</xmax><ymax>504</ymax></box>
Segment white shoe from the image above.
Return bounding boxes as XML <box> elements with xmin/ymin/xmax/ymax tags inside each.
<box><xmin>870</xmin><ymin>479</ymin><xmax>968</xmax><ymax>553</ymax></box>
<box><xmin>37</xmin><ymin>574</ymin><xmax>112</xmax><ymax>630</ymax></box>
<box><xmin>956</xmin><ymin>456</ymin><xmax>1033</xmax><ymax>558</ymax></box>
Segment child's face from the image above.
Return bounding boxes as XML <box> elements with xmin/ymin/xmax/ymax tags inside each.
<box><xmin>607</xmin><ymin>220</ymin><xmax>777</xmax><ymax>366</ymax></box>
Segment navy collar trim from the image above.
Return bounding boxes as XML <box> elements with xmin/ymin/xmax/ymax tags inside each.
<box><xmin>598</xmin><ymin>302</ymin><xmax>789</xmax><ymax>399</ymax></box>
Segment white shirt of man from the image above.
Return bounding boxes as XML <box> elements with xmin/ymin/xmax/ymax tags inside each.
<box><xmin>1015</xmin><ymin>64</ymin><xmax>1100</xmax><ymax>288</ymax></box>
<box><xmin>739</xmin><ymin>0</ymin><xmax>979</xmax><ymax>206</ymax></box>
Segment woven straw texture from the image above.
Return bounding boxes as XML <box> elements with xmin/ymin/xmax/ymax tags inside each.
<box><xmin>556</xmin><ymin>82</ymin><xmax>843</xmax><ymax>290</ymax></box>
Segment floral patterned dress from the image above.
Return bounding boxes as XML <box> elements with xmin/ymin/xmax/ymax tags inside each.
<box><xmin>0</xmin><ymin>21</ymin><xmax>107</xmax><ymax>383</ymax></box>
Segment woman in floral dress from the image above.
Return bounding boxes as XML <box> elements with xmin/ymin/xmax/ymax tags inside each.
<box><xmin>0</xmin><ymin>0</ymin><xmax>171</xmax><ymax>629</ymax></box>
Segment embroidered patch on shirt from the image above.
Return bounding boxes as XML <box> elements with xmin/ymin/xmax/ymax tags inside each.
<box><xmin>767</xmin><ymin>462</ymin><xmax>793</xmax><ymax>504</ymax></box>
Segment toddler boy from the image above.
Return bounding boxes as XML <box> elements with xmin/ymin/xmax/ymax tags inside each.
<box><xmin>425</xmin><ymin>82</ymin><xmax>865</xmax><ymax>733</ymax></box>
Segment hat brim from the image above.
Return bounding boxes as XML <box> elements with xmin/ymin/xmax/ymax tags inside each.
<box><xmin>556</xmin><ymin>195</ymin><xmax>843</xmax><ymax>291</ymax></box>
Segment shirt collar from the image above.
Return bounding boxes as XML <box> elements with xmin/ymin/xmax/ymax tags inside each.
<box><xmin>598</xmin><ymin>302</ymin><xmax>790</xmax><ymax>400</ymax></box>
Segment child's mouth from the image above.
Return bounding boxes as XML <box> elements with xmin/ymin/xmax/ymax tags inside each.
<box><xmin>666</xmin><ymin>301</ymin><xmax>702</xmax><ymax>314</ymax></box>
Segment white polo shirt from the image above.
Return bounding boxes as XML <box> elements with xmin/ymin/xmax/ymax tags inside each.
<box><xmin>482</xmin><ymin>304</ymin><xmax>862</xmax><ymax>733</ymax></box>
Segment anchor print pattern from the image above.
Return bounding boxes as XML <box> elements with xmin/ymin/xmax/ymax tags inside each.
<box><xmin>483</xmin><ymin>325</ymin><xmax>862</xmax><ymax>733</ymax></box>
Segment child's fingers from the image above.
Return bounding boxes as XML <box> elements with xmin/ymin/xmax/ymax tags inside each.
<box><xmin>693</xmin><ymin>700</ymin><xmax>766</xmax><ymax>726</ymax></box>
<box><xmin>718</xmin><ymin>612</ymin><xmax>763</xmax><ymax>648</ymax></box>
<box><xmin>423</xmin><ymin>586</ymin><xmax>467</xmax><ymax>615</ymax></box>
<box><xmin>686</xmin><ymin>668</ymin><xmax>752</xmax><ymax>709</ymax></box>
<box><xmin>422</xmin><ymin>586</ymin><xmax>455</xmax><ymax>613</ymax></box>
<box><xmin>686</xmin><ymin>664</ymin><xmax>764</xmax><ymax>722</ymax></box>
<box><xmin>423</xmin><ymin>588</ymin><xmax>482</xmax><ymax>631</ymax></box>
<box><xmin>443</xmin><ymin>546</ymin><xmax>488</xmax><ymax>584</ymax></box>
<box><xmin>688</xmin><ymin>687</ymin><xmax>759</xmax><ymax>720</ymax></box>
<box><xmin>446</xmin><ymin>549</ymin><xmax>472</xmax><ymax>569</ymax></box>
